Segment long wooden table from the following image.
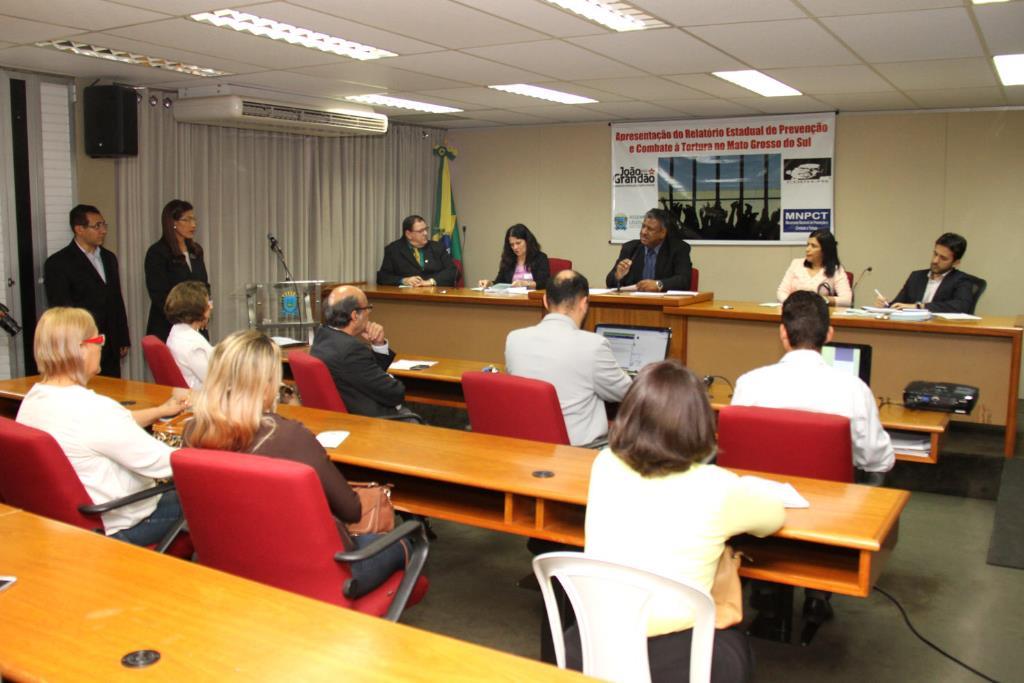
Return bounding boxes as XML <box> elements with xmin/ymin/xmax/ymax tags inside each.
<box><xmin>356</xmin><ymin>284</ymin><xmax>712</xmax><ymax>363</ymax></box>
<box><xmin>0</xmin><ymin>376</ymin><xmax>909</xmax><ymax>600</ymax></box>
<box><xmin>666</xmin><ymin>300</ymin><xmax>1022</xmax><ymax>457</ymax></box>
<box><xmin>0</xmin><ymin>507</ymin><xmax>584</xmax><ymax>682</ymax></box>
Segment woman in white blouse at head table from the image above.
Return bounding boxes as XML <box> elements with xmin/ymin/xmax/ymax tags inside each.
<box><xmin>16</xmin><ymin>307</ymin><xmax>187</xmax><ymax>545</ymax></box>
<box><xmin>165</xmin><ymin>280</ymin><xmax>214</xmax><ymax>389</ymax></box>
<box><xmin>776</xmin><ymin>229</ymin><xmax>852</xmax><ymax>307</ymax></box>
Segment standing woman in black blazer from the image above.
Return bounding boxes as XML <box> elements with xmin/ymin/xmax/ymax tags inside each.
<box><xmin>145</xmin><ymin>200</ymin><xmax>209</xmax><ymax>341</ymax></box>
<box><xmin>478</xmin><ymin>223</ymin><xmax>550</xmax><ymax>290</ymax></box>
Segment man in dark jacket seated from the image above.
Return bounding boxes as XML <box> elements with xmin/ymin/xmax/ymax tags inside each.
<box><xmin>377</xmin><ymin>214</ymin><xmax>457</xmax><ymax>287</ymax></box>
<box><xmin>881</xmin><ymin>232</ymin><xmax>979</xmax><ymax>313</ymax></box>
<box><xmin>605</xmin><ymin>208</ymin><xmax>693</xmax><ymax>292</ymax></box>
<box><xmin>311</xmin><ymin>285</ymin><xmax>418</xmax><ymax>421</ymax></box>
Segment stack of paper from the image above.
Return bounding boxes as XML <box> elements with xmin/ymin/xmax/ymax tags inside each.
<box><xmin>740</xmin><ymin>476</ymin><xmax>810</xmax><ymax>508</ymax></box>
<box><xmin>389</xmin><ymin>359</ymin><xmax>438</xmax><ymax>371</ymax></box>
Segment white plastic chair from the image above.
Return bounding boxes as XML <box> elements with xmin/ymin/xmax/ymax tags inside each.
<box><xmin>533</xmin><ymin>551</ymin><xmax>715</xmax><ymax>683</ymax></box>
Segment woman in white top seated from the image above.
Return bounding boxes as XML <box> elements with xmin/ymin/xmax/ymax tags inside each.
<box><xmin>16</xmin><ymin>307</ymin><xmax>187</xmax><ymax>545</ymax></box>
<box><xmin>165</xmin><ymin>280</ymin><xmax>214</xmax><ymax>389</ymax></box>
<box><xmin>579</xmin><ymin>359</ymin><xmax>785</xmax><ymax>682</ymax></box>
<box><xmin>776</xmin><ymin>229</ymin><xmax>852</xmax><ymax>307</ymax></box>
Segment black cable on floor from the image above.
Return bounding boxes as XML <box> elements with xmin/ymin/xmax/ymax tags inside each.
<box><xmin>874</xmin><ymin>586</ymin><xmax>1000</xmax><ymax>683</ymax></box>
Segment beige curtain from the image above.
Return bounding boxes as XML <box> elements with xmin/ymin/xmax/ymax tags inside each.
<box><xmin>116</xmin><ymin>92</ymin><xmax>443</xmax><ymax>379</ymax></box>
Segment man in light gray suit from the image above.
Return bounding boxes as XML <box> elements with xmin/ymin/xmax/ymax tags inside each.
<box><xmin>505</xmin><ymin>270</ymin><xmax>632</xmax><ymax>446</ymax></box>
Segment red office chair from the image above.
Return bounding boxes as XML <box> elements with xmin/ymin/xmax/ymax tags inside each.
<box><xmin>548</xmin><ymin>257</ymin><xmax>573</xmax><ymax>278</ymax></box>
<box><xmin>716</xmin><ymin>405</ymin><xmax>852</xmax><ymax>646</ymax></box>
<box><xmin>0</xmin><ymin>416</ymin><xmax>191</xmax><ymax>556</ymax></box>
<box><xmin>462</xmin><ymin>372</ymin><xmax>570</xmax><ymax>444</ymax></box>
<box><xmin>171</xmin><ymin>448</ymin><xmax>429</xmax><ymax>621</ymax></box>
<box><xmin>454</xmin><ymin>258</ymin><xmax>465</xmax><ymax>288</ymax></box>
<box><xmin>289</xmin><ymin>350</ymin><xmax>348</xmax><ymax>412</ymax></box>
<box><xmin>716</xmin><ymin>405</ymin><xmax>853</xmax><ymax>482</ymax></box>
<box><xmin>141</xmin><ymin>335</ymin><xmax>188</xmax><ymax>388</ymax></box>
<box><xmin>690</xmin><ymin>267</ymin><xmax>700</xmax><ymax>291</ymax></box>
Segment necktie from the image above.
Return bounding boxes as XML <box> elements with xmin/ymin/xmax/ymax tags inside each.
<box><xmin>643</xmin><ymin>248</ymin><xmax>656</xmax><ymax>281</ymax></box>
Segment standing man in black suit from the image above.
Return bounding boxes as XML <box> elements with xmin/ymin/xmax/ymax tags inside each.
<box><xmin>605</xmin><ymin>208</ymin><xmax>693</xmax><ymax>292</ymax></box>
<box><xmin>880</xmin><ymin>233</ymin><xmax>977</xmax><ymax>313</ymax></box>
<box><xmin>44</xmin><ymin>204</ymin><xmax>130</xmax><ymax>377</ymax></box>
<box><xmin>311</xmin><ymin>285</ymin><xmax>417</xmax><ymax>420</ymax></box>
<box><xmin>376</xmin><ymin>214</ymin><xmax>457</xmax><ymax>287</ymax></box>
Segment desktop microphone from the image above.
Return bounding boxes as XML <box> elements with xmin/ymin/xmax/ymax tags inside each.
<box><xmin>267</xmin><ymin>233</ymin><xmax>280</xmax><ymax>254</ymax></box>
<box><xmin>851</xmin><ymin>266</ymin><xmax>873</xmax><ymax>306</ymax></box>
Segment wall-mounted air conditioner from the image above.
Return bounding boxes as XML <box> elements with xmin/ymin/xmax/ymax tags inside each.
<box><xmin>172</xmin><ymin>95</ymin><xmax>388</xmax><ymax>137</ymax></box>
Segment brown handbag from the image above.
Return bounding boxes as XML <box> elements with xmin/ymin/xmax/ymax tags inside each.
<box><xmin>711</xmin><ymin>545</ymin><xmax>749</xmax><ymax>629</ymax></box>
<box><xmin>348</xmin><ymin>482</ymin><xmax>395</xmax><ymax>535</ymax></box>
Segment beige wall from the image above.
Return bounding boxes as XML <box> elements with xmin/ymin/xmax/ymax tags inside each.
<box><xmin>449</xmin><ymin>110</ymin><xmax>1024</xmax><ymax>320</ymax></box>
<box><xmin>73</xmin><ymin>79</ymin><xmax>118</xmax><ymax>252</ymax></box>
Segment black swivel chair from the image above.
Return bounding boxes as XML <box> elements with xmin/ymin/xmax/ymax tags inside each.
<box><xmin>964</xmin><ymin>274</ymin><xmax>987</xmax><ymax>314</ymax></box>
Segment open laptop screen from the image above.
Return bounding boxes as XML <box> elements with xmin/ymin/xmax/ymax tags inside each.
<box><xmin>821</xmin><ymin>342</ymin><xmax>872</xmax><ymax>386</ymax></box>
<box><xmin>594</xmin><ymin>324</ymin><xmax>672</xmax><ymax>374</ymax></box>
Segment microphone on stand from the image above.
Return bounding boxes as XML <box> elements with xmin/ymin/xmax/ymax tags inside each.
<box><xmin>851</xmin><ymin>266</ymin><xmax>873</xmax><ymax>307</ymax></box>
<box><xmin>267</xmin><ymin>233</ymin><xmax>280</xmax><ymax>254</ymax></box>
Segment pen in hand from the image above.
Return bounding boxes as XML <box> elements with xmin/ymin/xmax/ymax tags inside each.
<box><xmin>873</xmin><ymin>288</ymin><xmax>890</xmax><ymax>307</ymax></box>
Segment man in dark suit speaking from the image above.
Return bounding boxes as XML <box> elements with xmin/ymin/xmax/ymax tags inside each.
<box><xmin>44</xmin><ymin>204</ymin><xmax>130</xmax><ymax>377</ymax></box>
<box><xmin>377</xmin><ymin>214</ymin><xmax>457</xmax><ymax>287</ymax></box>
<box><xmin>605</xmin><ymin>208</ymin><xmax>692</xmax><ymax>292</ymax></box>
<box><xmin>882</xmin><ymin>232</ymin><xmax>977</xmax><ymax>313</ymax></box>
<box><xmin>311</xmin><ymin>285</ymin><xmax>415</xmax><ymax>420</ymax></box>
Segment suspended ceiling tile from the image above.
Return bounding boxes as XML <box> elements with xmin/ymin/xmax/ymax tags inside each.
<box><xmin>235</xmin><ymin>2</ymin><xmax>444</xmax><ymax>55</ymax></box>
<box><xmin>799</xmin><ymin>0</ymin><xmax>961</xmax><ymax>17</ymax></box>
<box><xmin>505</xmin><ymin>104</ymin><xmax>610</xmax><ymax>122</ymax></box>
<box><xmin>283</xmin><ymin>0</ymin><xmax>546</xmax><ymax>49</ymax></box>
<box><xmin>974</xmin><ymin>2</ymin><xmax>1024</xmax><ymax>55</ymax></box>
<box><xmin>730</xmin><ymin>95</ymin><xmax>832</xmax><ymax>114</ymax></box>
<box><xmin>575</xmin><ymin>76</ymin><xmax>711</xmax><ymax>100</ymax></box>
<box><xmin>0</xmin><ymin>16</ymin><xmax>82</xmax><ymax>44</ymax></box>
<box><xmin>383</xmin><ymin>51</ymin><xmax>548</xmax><ymax>86</ymax></box>
<box><xmin>586</xmin><ymin>101</ymin><xmax>687</xmax><ymax>119</ymax></box>
<box><xmin>813</xmin><ymin>91</ymin><xmax>917</xmax><ymax>111</ymax></box>
<box><xmin>688</xmin><ymin>19</ymin><xmax>860</xmax><ymax>68</ymax></box>
<box><xmin>631</xmin><ymin>0</ymin><xmax>806</xmax><ymax>25</ymax></box>
<box><xmin>75</xmin><ymin>31</ymin><xmax>263</xmax><ymax>74</ymax></box>
<box><xmin>662</xmin><ymin>98</ymin><xmax>763</xmax><ymax>117</ymax></box>
<box><xmin>821</xmin><ymin>8</ymin><xmax>983</xmax><ymax>63</ymax></box>
<box><xmin>906</xmin><ymin>86</ymin><xmax>1007</xmax><ymax>108</ymax></box>
<box><xmin>464</xmin><ymin>40</ymin><xmax>643</xmax><ymax>81</ymax></box>
<box><xmin>569</xmin><ymin>28</ymin><xmax>744</xmax><ymax>75</ymax></box>
<box><xmin>457</xmin><ymin>108</ymin><xmax>557</xmax><ymax>124</ymax></box>
<box><xmin>765</xmin><ymin>65</ymin><xmax>894</xmax><ymax>94</ymax></box>
<box><xmin>292</xmin><ymin>61</ymin><xmax>469</xmax><ymax>91</ymax></box>
<box><xmin>875</xmin><ymin>58</ymin><xmax>998</xmax><ymax>91</ymax></box>
<box><xmin>0</xmin><ymin>0</ymin><xmax>168</xmax><ymax>30</ymax></box>
<box><xmin>663</xmin><ymin>73</ymin><xmax>758</xmax><ymax>98</ymax></box>
<box><xmin>445</xmin><ymin>0</ymin><xmax>608</xmax><ymax>38</ymax></box>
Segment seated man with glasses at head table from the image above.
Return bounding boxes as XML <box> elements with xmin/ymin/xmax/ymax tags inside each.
<box><xmin>376</xmin><ymin>214</ymin><xmax>458</xmax><ymax>288</ymax></box>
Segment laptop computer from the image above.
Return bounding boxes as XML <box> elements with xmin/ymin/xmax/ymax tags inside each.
<box><xmin>594</xmin><ymin>324</ymin><xmax>672</xmax><ymax>376</ymax></box>
<box><xmin>821</xmin><ymin>342</ymin><xmax>872</xmax><ymax>386</ymax></box>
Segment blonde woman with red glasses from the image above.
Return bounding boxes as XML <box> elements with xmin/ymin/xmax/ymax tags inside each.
<box><xmin>16</xmin><ymin>307</ymin><xmax>187</xmax><ymax>545</ymax></box>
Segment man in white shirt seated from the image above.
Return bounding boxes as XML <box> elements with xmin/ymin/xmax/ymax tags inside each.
<box><xmin>732</xmin><ymin>290</ymin><xmax>895</xmax><ymax>478</ymax></box>
<box><xmin>505</xmin><ymin>270</ymin><xmax>631</xmax><ymax>447</ymax></box>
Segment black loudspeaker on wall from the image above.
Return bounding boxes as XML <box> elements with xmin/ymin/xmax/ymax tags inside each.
<box><xmin>83</xmin><ymin>85</ymin><xmax>138</xmax><ymax>158</ymax></box>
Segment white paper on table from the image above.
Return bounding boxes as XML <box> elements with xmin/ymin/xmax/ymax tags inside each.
<box><xmin>758</xmin><ymin>302</ymin><xmax>782</xmax><ymax>308</ymax></box>
<box><xmin>486</xmin><ymin>285</ymin><xmax>528</xmax><ymax>294</ymax></box>
<box><xmin>888</xmin><ymin>432</ymin><xmax>931</xmax><ymax>451</ymax></box>
<box><xmin>933</xmin><ymin>312</ymin><xmax>982</xmax><ymax>320</ymax></box>
<box><xmin>861</xmin><ymin>306</ymin><xmax>890</xmax><ymax>313</ymax></box>
<box><xmin>630</xmin><ymin>291</ymin><xmax>667</xmax><ymax>297</ymax></box>
<box><xmin>740</xmin><ymin>476</ymin><xmax>810</xmax><ymax>508</ymax></box>
<box><xmin>665</xmin><ymin>290</ymin><xmax>698</xmax><ymax>296</ymax></box>
<box><xmin>589</xmin><ymin>288</ymin><xmax>614</xmax><ymax>295</ymax></box>
<box><xmin>389</xmin><ymin>359</ymin><xmax>438</xmax><ymax>371</ymax></box>
<box><xmin>316</xmin><ymin>431</ymin><xmax>350</xmax><ymax>448</ymax></box>
<box><xmin>617</xmin><ymin>285</ymin><xmax>638</xmax><ymax>292</ymax></box>
<box><xmin>271</xmin><ymin>336</ymin><xmax>305</xmax><ymax>347</ymax></box>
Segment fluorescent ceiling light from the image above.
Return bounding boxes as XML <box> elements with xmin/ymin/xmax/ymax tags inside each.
<box><xmin>34</xmin><ymin>40</ymin><xmax>229</xmax><ymax>77</ymax></box>
<box><xmin>712</xmin><ymin>70</ymin><xmax>802</xmax><ymax>97</ymax></box>
<box><xmin>543</xmin><ymin>0</ymin><xmax>647</xmax><ymax>32</ymax></box>
<box><xmin>190</xmin><ymin>9</ymin><xmax>397</xmax><ymax>61</ymax></box>
<box><xmin>972</xmin><ymin>0</ymin><xmax>1011</xmax><ymax>4</ymax></box>
<box><xmin>488</xmin><ymin>84</ymin><xmax>597</xmax><ymax>104</ymax></box>
<box><xmin>346</xmin><ymin>94</ymin><xmax>462</xmax><ymax>114</ymax></box>
<box><xmin>993</xmin><ymin>54</ymin><xmax>1024</xmax><ymax>86</ymax></box>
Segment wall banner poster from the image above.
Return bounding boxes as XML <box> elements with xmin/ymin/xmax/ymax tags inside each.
<box><xmin>611</xmin><ymin>112</ymin><xmax>836</xmax><ymax>244</ymax></box>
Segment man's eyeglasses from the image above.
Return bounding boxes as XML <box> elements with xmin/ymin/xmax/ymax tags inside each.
<box><xmin>354</xmin><ymin>305</ymin><xmax>374</xmax><ymax>313</ymax></box>
<box><xmin>83</xmin><ymin>334</ymin><xmax>106</xmax><ymax>347</ymax></box>
<box><xmin>84</xmin><ymin>221</ymin><xmax>108</xmax><ymax>230</ymax></box>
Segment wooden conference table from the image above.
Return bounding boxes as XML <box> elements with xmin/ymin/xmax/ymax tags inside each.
<box><xmin>0</xmin><ymin>376</ymin><xmax>909</xmax><ymax>599</ymax></box>
<box><xmin>0</xmin><ymin>505</ymin><xmax>583</xmax><ymax>682</ymax></box>
<box><xmin>330</xmin><ymin>287</ymin><xmax>1020</xmax><ymax>458</ymax></box>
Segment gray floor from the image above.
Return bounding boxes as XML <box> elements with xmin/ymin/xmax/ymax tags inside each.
<box><xmin>401</xmin><ymin>492</ymin><xmax>1023</xmax><ymax>682</ymax></box>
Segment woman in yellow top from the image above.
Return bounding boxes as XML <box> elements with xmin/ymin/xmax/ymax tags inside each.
<box><xmin>581</xmin><ymin>359</ymin><xmax>785</xmax><ymax>682</ymax></box>
<box><xmin>776</xmin><ymin>229</ymin><xmax>852</xmax><ymax>306</ymax></box>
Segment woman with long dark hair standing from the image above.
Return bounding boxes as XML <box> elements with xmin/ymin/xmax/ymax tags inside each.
<box><xmin>145</xmin><ymin>199</ymin><xmax>209</xmax><ymax>340</ymax></box>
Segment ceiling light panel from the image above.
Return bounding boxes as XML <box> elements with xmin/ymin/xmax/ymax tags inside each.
<box><xmin>488</xmin><ymin>83</ymin><xmax>598</xmax><ymax>104</ymax></box>
<box><xmin>543</xmin><ymin>0</ymin><xmax>667</xmax><ymax>32</ymax></box>
<box><xmin>712</xmin><ymin>70</ymin><xmax>802</xmax><ymax>97</ymax></box>
<box><xmin>993</xmin><ymin>54</ymin><xmax>1024</xmax><ymax>86</ymax></box>
<box><xmin>345</xmin><ymin>94</ymin><xmax>463</xmax><ymax>113</ymax></box>
<box><xmin>190</xmin><ymin>9</ymin><xmax>397</xmax><ymax>61</ymax></box>
<box><xmin>34</xmin><ymin>40</ymin><xmax>229</xmax><ymax>77</ymax></box>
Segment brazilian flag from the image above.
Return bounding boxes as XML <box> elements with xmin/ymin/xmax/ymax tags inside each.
<box><xmin>432</xmin><ymin>145</ymin><xmax>462</xmax><ymax>270</ymax></box>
